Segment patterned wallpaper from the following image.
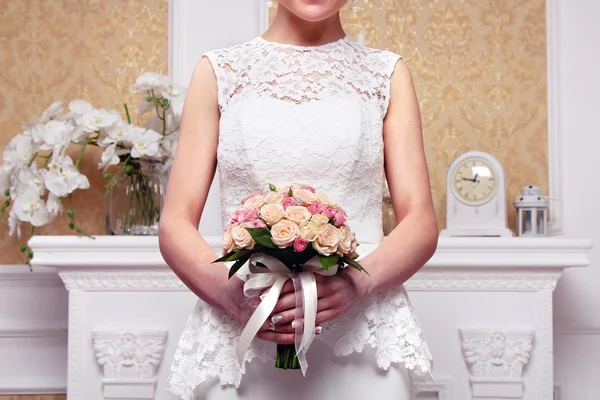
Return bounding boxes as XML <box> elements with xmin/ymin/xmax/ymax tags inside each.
<box><xmin>344</xmin><ymin>0</ymin><xmax>549</xmax><ymax>232</ymax></box>
<box><xmin>0</xmin><ymin>0</ymin><xmax>547</xmax><ymax>265</ymax></box>
<box><xmin>0</xmin><ymin>0</ymin><xmax>168</xmax><ymax>265</ymax></box>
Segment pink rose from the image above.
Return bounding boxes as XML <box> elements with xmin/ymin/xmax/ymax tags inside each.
<box><xmin>282</xmin><ymin>197</ymin><xmax>296</xmax><ymax>209</ymax></box>
<box><xmin>324</xmin><ymin>206</ymin><xmax>336</xmax><ymax>220</ymax></box>
<box><xmin>230</xmin><ymin>209</ymin><xmax>244</xmax><ymax>223</ymax></box>
<box><xmin>231</xmin><ymin>207</ymin><xmax>258</xmax><ymax>223</ymax></box>
<box><xmin>247</xmin><ymin>219</ymin><xmax>267</xmax><ymax>228</ymax></box>
<box><xmin>307</xmin><ymin>202</ymin><xmax>325</xmax><ymax>215</ymax></box>
<box><xmin>293</xmin><ymin>238</ymin><xmax>308</xmax><ymax>252</ymax></box>
<box><xmin>333</xmin><ymin>209</ymin><xmax>347</xmax><ymax>227</ymax></box>
<box><xmin>300</xmin><ymin>184</ymin><xmax>316</xmax><ymax>193</ymax></box>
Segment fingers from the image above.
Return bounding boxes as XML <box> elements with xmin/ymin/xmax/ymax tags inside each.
<box><xmin>260</xmin><ymin>280</ymin><xmax>295</xmax><ymax>300</ymax></box>
<box><xmin>256</xmin><ymin>324</ymin><xmax>323</xmax><ymax>344</ymax></box>
<box><xmin>270</xmin><ymin>296</ymin><xmax>335</xmax><ymax>325</ymax></box>
<box><xmin>271</xmin><ymin>292</ymin><xmax>297</xmax><ymax>314</ymax></box>
<box><xmin>315</xmin><ymin>309</ymin><xmax>340</xmax><ymax>326</ymax></box>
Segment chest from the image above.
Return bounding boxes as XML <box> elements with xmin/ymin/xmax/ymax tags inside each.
<box><xmin>217</xmin><ymin>96</ymin><xmax>383</xmax><ymax>173</ymax></box>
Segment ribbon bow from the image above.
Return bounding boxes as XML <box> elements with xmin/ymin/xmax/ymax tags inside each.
<box><xmin>236</xmin><ymin>252</ymin><xmax>338</xmax><ymax>375</ymax></box>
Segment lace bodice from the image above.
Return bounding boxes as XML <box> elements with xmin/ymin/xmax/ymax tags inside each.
<box><xmin>165</xmin><ymin>36</ymin><xmax>433</xmax><ymax>399</ymax></box>
<box><xmin>211</xmin><ymin>35</ymin><xmax>401</xmax><ymax>243</ymax></box>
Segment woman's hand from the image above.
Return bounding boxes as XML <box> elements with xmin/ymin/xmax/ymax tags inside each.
<box><xmin>256</xmin><ymin>268</ymin><xmax>370</xmax><ymax>344</ymax></box>
<box><xmin>222</xmin><ymin>275</ymin><xmax>280</xmax><ymax>334</ymax></box>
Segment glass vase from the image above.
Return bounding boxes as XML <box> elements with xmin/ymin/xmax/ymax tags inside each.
<box><xmin>106</xmin><ymin>159</ymin><xmax>167</xmax><ymax>236</ymax></box>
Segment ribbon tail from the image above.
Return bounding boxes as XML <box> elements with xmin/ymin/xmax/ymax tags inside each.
<box><xmin>294</xmin><ymin>271</ymin><xmax>318</xmax><ymax>376</ymax></box>
<box><xmin>236</xmin><ymin>277</ymin><xmax>288</xmax><ymax>367</ymax></box>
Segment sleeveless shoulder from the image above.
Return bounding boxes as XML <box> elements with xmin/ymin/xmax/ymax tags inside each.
<box><xmin>202</xmin><ymin>42</ymin><xmax>255</xmax><ymax>112</ymax></box>
<box><xmin>346</xmin><ymin>42</ymin><xmax>403</xmax><ymax>115</ymax></box>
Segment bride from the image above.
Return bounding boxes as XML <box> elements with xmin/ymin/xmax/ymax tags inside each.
<box><xmin>158</xmin><ymin>0</ymin><xmax>439</xmax><ymax>399</ymax></box>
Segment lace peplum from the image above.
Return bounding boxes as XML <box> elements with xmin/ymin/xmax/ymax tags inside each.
<box><xmin>166</xmin><ymin>36</ymin><xmax>434</xmax><ymax>399</ymax></box>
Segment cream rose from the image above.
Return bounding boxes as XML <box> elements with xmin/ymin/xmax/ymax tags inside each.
<box><xmin>311</xmin><ymin>213</ymin><xmax>330</xmax><ymax>226</ymax></box>
<box><xmin>285</xmin><ymin>205</ymin><xmax>312</xmax><ymax>225</ymax></box>
<box><xmin>260</xmin><ymin>203</ymin><xmax>285</xmax><ymax>226</ymax></box>
<box><xmin>231</xmin><ymin>224</ymin><xmax>255</xmax><ymax>249</ymax></box>
<box><xmin>295</xmin><ymin>189</ymin><xmax>317</xmax><ymax>205</ymax></box>
<box><xmin>299</xmin><ymin>220</ymin><xmax>320</xmax><ymax>242</ymax></box>
<box><xmin>271</xmin><ymin>220</ymin><xmax>300</xmax><ymax>248</ymax></box>
<box><xmin>222</xmin><ymin>225</ymin><xmax>236</xmax><ymax>254</ymax></box>
<box><xmin>263</xmin><ymin>191</ymin><xmax>284</xmax><ymax>205</ymax></box>
<box><xmin>243</xmin><ymin>194</ymin><xmax>264</xmax><ymax>210</ymax></box>
<box><xmin>315</xmin><ymin>192</ymin><xmax>337</xmax><ymax>207</ymax></box>
<box><xmin>337</xmin><ymin>225</ymin><xmax>353</xmax><ymax>255</ymax></box>
<box><xmin>312</xmin><ymin>224</ymin><xmax>340</xmax><ymax>256</ymax></box>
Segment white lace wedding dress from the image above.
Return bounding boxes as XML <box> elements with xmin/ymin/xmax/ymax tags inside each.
<box><xmin>165</xmin><ymin>35</ymin><xmax>434</xmax><ymax>400</ymax></box>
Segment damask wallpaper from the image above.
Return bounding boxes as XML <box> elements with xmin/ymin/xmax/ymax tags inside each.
<box><xmin>347</xmin><ymin>0</ymin><xmax>549</xmax><ymax>233</ymax></box>
<box><xmin>0</xmin><ymin>0</ymin><xmax>547</xmax><ymax>266</ymax></box>
<box><xmin>0</xmin><ymin>0</ymin><xmax>168</xmax><ymax>265</ymax></box>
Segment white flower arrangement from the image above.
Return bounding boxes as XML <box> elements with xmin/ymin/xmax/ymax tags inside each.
<box><xmin>0</xmin><ymin>72</ymin><xmax>186</xmax><ymax>264</ymax></box>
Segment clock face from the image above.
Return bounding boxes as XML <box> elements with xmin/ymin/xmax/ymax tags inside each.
<box><xmin>451</xmin><ymin>156</ymin><xmax>499</xmax><ymax>205</ymax></box>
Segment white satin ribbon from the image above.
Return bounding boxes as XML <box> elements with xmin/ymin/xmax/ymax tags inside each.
<box><xmin>236</xmin><ymin>252</ymin><xmax>338</xmax><ymax>375</ymax></box>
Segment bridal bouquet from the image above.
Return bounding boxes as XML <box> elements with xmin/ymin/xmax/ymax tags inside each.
<box><xmin>214</xmin><ymin>183</ymin><xmax>367</xmax><ymax>373</ymax></box>
<box><xmin>0</xmin><ymin>72</ymin><xmax>186</xmax><ymax>264</ymax></box>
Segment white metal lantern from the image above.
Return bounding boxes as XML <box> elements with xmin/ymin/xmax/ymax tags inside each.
<box><xmin>513</xmin><ymin>185</ymin><xmax>549</xmax><ymax>236</ymax></box>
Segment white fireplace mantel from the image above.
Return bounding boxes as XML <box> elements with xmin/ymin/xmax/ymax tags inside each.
<box><xmin>28</xmin><ymin>235</ymin><xmax>592</xmax><ymax>400</ymax></box>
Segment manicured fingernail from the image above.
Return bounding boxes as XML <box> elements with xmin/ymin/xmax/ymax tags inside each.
<box><xmin>291</xmin><ymin>320</ymin><xmax>297</xmax><ymax>328</ymax></box>
<box><xmin>260</xmin><ymin>294</ymin><xmax>266</xmax><ymax>300</ymax></box>
<box><xmin>315</xmin><ymin>326</ymin><xmax>322</xmax><ymax>335</ymax></box>
<box><xmin>271</xmin><ymin>315</ymin><xmax>283</xmax><ymax>324</ymax></box>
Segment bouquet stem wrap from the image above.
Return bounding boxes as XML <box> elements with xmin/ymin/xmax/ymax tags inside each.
<box><xmin>236</xmin><ymin>253</ymin><xmax>338</xmax><ymax>375</ymax></box>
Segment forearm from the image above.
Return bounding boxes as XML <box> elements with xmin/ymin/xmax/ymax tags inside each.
<box><xmin>158</xmin><ymin>218</ymin><xmax>241</xmax><ymax>318</ymax></box>
<box><xmin>354</xmin><ymin>211</ymin><xmax>438</xmax><ymax>296</ymax></box>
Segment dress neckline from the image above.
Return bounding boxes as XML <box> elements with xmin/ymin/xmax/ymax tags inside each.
<box><xmin>254</xmin><ymin>35</ymin><xmax>349</xmax><ymax>50</ymax></box>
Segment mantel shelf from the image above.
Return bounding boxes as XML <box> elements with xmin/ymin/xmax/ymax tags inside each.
<box><xmin>29</xmin><ymin>235</ymin><xmax>592</xmax><ymax>271</ymax></box>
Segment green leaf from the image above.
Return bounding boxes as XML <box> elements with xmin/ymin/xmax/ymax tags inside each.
<box><xmin>245</xmin><ymin>227</ymin><xmax>271</xmax><ymax>239</ymax></box>
<box><xmin>254</xmin><ymin>235</ymin><xmax>277</xmax><ymax>249</ymax></box>
<box><xmin>228</xmin><ymin>251</ymin><xmax>253</xmax><ymax>279</ymax></box>
<box><xmin>213</xmin><ymin>249</ymin><xmax>251</xmax><ymax>263</ymax></box>
<box><xmin>341</xmin><ymin>256</ymin><xmax>370</xmax><ymax>276</ymax></box>
<box><xmin>317</xmin><ymin>254</ymin><xmax>339</xmax><ymax>271</ymax></box>
<box><xmin>269</xmin><ymin>183</ymin><xmax>277</xmax><ymax>192</ymax></box>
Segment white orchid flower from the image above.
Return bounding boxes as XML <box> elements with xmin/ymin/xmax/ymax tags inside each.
<box><xmin>12</xmin><ymin>186</ymin><xmax>53</xmax><ymax>227</ymax></box>
<box><xmin>13</xmin><ymin>166</ymin><xmax>46</xmax><ymax>199</ymax></box>
<box><xmin>44</xmin><ymin>155</ymin><xmax>90</xmax><ymax>197</ymax></box>
<box><xmin>130</xmin><ymin>128</ymin><xmax>162</xmax><ymax>158</ymax></box>
<box><xmin>79</xmin><ymin>108</ymin><xmax>121</xmax><ymax>133</ymax></box>
<box><xmin>39</xmin><ymin>101</ymin><xmax>64</xmax><ymax>123</ymax></box>
<box><xmin>8</xmin><ymin>207</ymin><xmax>21</xmax><ymax>237</ymax></box>
<box><xmin>68</xmin><ymin>99</ymin><xmax>94</xmax><ymax>116</ymax></box>
<box><xmin>100</xmin><ymin>120</ymin><xmax>132</xmax><ymax>148</ymax></box>
<box><xmin>39</xmin><ymin>119</ymin><xmax>74</xmax><ymax>152</ymax></box>
<box><xmin>46</xmin><ymin>192</ymin><xmax>63</xmax><ymax>216</ymax></box>
<box><xmin>130</xmin><ymin>72</ymin><xmax>164</xmax><ymax>93</ymax></box>
<box><xmin>3</xmin><ymin>134</ymin><xmax>35</xmax><ymax>170</ymax></box>
<box><xmin>0</xmin><ymin>165</ymin><xmax>11</xmax><ymax>194</ymax></box>
<box><xmin>159</xmin><ymin>82</ymin><xmax>183</xmax><ymax>100</ymax></box>
<box><xmin>98</xmin><ymin>144</ymin><xmax>121</xmax><ymax>170</ymax></box>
